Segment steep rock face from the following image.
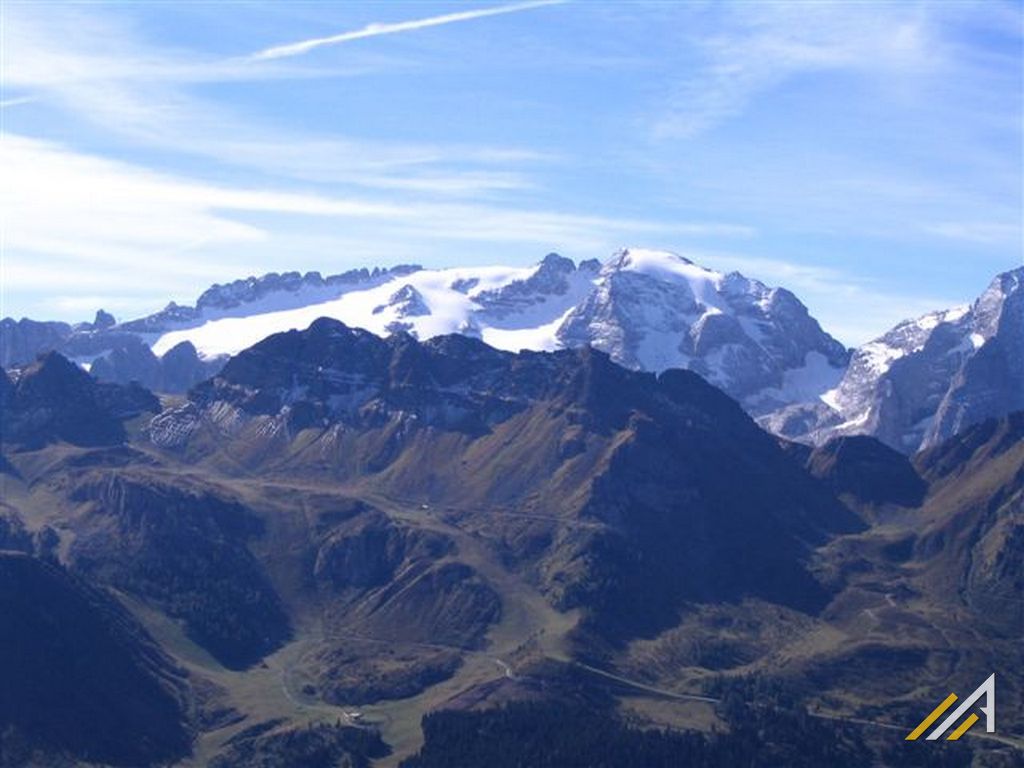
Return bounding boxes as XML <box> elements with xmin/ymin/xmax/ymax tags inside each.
<box><xmin>92</xmin><ymin>309</ymin><xmax>116</xmax><ymax>330</ymax></box>
<box><xmin>159</xmin><ymin>340</ymin><xmax>220</xmax><ymax>392</ymax></box>
<box><xmin>473</xmin><ymin>252</ymin><xmax>597</xmax><ymax>322</ymax></box>
<box><xmin>89</xmin><ymin>336</ymin><xmax>162</xmax><ymax>387</ymax></box>
<box><xmin>0</xmin><ymin>552</ymin><xmax>191</xmax><ymax>766</ymax></box>
<box><xmin>926</xmin><ymin>270</ymin><xmax>1024</xmax><ymax>447</ymax></box>
<box><xmin>89</xmin><ymin>338</ymin><xmax>219</xmax><ymax>393</ymax></box>
<box><xmin>192</xmin><ymin>266</ymin><xmax>422</xmax><ymax>315</ymax></box>
<box><xmin>314</xmin><ymin>509</ymin><xmax>452</xmax><ymax>589</ymax></box>
<box><xmin>806</xmin><ymin>436</ymin><xmax>926</xmax><ymax>508</ymax></box>
<box><xmin>0</xmin><ymin>508</ymin><xmax>34</xmax><ymax>553</ymax></box>
<box><xmin>122</xmin><ymin>265</ymin><xmax>424</xmax><ymax>336</ymax></box>
<box><xmin>152</xmin><ymin>319</ymin><xmax>861</xmax><ymax>641</ymax></box>
<box><xmin>912</xmin><ymin>412</ymin><xmax>1024</xmax><ymax>630</ymax></box>
<box><xmin>0</xmin><ymin>318</ymin><xmax>72</xmax><ymax>368</ymax></box>
<box><xmin>778</xmin><ymin>267</ymin><xmax>1023</xmax><ymax>453</ymax></box>
<box><xmin>67</xmin><ymin>473</ymin><xmax>291</xmax><ymax>669</ymax></box>
<box><xmin>821</xmin><ymin>308</ymin><xmax>975</xmax><ymax>452</ymax></box>
<box><xmin>0</xmin><ymin>319</ymin><xmax>216</xmax><ymax>399</ymax></box>
<box><xmin>376</xmin><ymin>284</ymin><xmax>432</xmax><ymax>329</ymax></box>
<box><xmin>1</xmin><ymin>352</ymin><xmax>127</xmax><ymax>448</ymax></box>
<box><xmin>169</xmin><ymin>321</ymin><xmax>554</xmax><ymax>453</ymax></box>
<box><xmin>558</xmin><ymin>250</ymin><xmax>848</xmax><ymax>413</ymax></box>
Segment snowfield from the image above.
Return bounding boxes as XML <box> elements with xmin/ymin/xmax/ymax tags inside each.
<box><xmin>142</xmin><ymin>247</ymin><xmax>852</xmax><ymax>415</ymax></box>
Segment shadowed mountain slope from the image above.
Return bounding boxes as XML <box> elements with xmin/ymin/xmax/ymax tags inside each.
<box><xmin>1</xmin><ymin>336</ymin><xmax>1019</xmax><ymax>766</ymax></box>
<box><xmin>0</xmin><ymin>552</ymin><xmax>191</xmax><ymax>766</ymax></box>
<box><xmin>806</xmin><ymin>435</ymin><xmax>927</xmax><ymax>508</ymax></box>
<box><xmin>154</xmin><ymin>319</ymin><xmax>862</xmax><ymax>640</ymax></box>
<box><xmin>912</xmin><ymin>411</ymin><xmax>1024</xmax><ymax>631</ymax></box>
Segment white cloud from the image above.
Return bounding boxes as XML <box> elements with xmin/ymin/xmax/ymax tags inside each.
<box><xmin>0</xmin><ymin>95</ymin><xmax>37</xmax><ymax>109</ymax></box>
<box><xmin>0</xmin><ymin>3</ymin><xmax>548</xmax><ymax>196</ymax></box>
<box><xmin>654</xmin><ymin>2</ymin><xmax>943</xmax><ymax>138</ymax></box>
<box><xmin>253</xmin><ymin>0</ymin><xmax>565</xmax><ymax>60</ymax></box>
<box><xmin>922</xmin><ymin>221</ymin><xmax>1023</xmax><ymax>246</ymax></box>
<box><xmin>1</xmin><ymin>133</ymin><xmax>747</xmax><ymax>319</ymax></box>
<box><xmin>0</xmin><ymin>4</ymin><xmax>754</xmax><ymax>321</ymax></box>
<box><xmin>3</xmin><ymin>0</ymin><xmax>1007</xmax><ymax>341</ymax></box>
<box><xmin>0</xmin><ymin>133</ymin><xmax>737</xmax><ymax>248</ymax></box>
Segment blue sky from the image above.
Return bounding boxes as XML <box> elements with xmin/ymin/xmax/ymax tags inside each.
<box><xmin>1</xmin><ymin>0</ymin><xmax>1021</xmax><ymax>344</ymax></box>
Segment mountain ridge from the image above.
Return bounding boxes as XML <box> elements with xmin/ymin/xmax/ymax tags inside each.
<box><xmin>1</xmin><ymin>330</ymin><xmax>1021</xmax><ymax>765</ymax></box>
<box><xmin>766</xmin><ymin>266</ymin><xmax>1023</xmax><ymax>453</ymax></box>
<box><xmin>2</xmin><ymin>253</ymin><xmax>1020</xmax><ymax>456</ymax></box>
<box><xmin>0</xmin><ymin>249</ymin><xmax>849</xmax><ymax>420</ymax></box>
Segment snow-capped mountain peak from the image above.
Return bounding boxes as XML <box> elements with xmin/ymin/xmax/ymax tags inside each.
<box><xmin>51</xmin><ymin>248</ymin><xmax>838</xmax><ymax>415</ymax></box>
<box><xmin>558</xmin><ymin>248</ymin><xmax>847</xmax><ymax>409</ymax></box>
<box><xmin>149</xmin><ymin>255</ymin><xmax>596</xmax><ymax>359</ymax></box>
<box><xmin>4</xmin><ymin>250</ymin><xmax>1018</xmax><ymax>457</ymax></box>
<box><xmin>607</xmin><ymin>246</ymin><xmax>714</xmax><ymax>281</ymax></box>
<box><xmin>767</xmin><ymin>266</ymin><xmax>1024</xmax><ymax>453</ymax></box>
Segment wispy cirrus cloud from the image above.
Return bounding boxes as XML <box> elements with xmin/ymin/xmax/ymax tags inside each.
<box><xmin>653</xmin><ymin>1</ymin><xmax>945</xmax><ymax>139</ymax></box>
<box><xmin>0</xmin><ymin>95</ymin><xmax>38</xmax><ymax>109</ymax></box>
<box><xmin>920</xmin><ymin>221</ymin><xmax>1023</xmax><ymax>247</ymax></box>
<box><xmin>3</xmin><ymin>0</ymin><xmax>1015</xmax><ymax>339</ymax></box>
<box><xmin>1</xmin><ymin>133</ymin><xmax>744</xmax><ymax>318</ymax></box>
<box><xmin>1</xmin><ymin>133</ymin><xmax>738</xmax><ymax>252</ymax></box>
<box><xmin>252</xmin><ymin>0</ymin><xmax>565</xmax><ymax>61</ymax></box>
<box><xmin>0</xmin><ymin>3</ymin><xmax>548</xmax><ymax>196</ymax></box>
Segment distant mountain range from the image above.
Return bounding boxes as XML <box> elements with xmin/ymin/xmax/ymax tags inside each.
<box><xmin>2</xmin><ymin>323</ymin><xmax>1021</xmax><ymax>766</ymax></box>
<box><xmin>765</xmin><ymin>267</ymin><xmax>1024</xmax><ymax>452</ymax></box>
<box><xmin>2</xmin><ymin>249</ymin><xmax>1019</xmax><ymax>454</ymax></box>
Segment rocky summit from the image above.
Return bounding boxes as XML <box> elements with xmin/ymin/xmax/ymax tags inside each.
<box><xmin>4</xmin><ymin>253</ymin><xmax>1018</xmax><ymax>458</ymax></box>
<box><xmin>765</xmin><ymin>266</ymin><xmax>1024</xmax><ymax>453</ymax></box>
<box><xmin>1</xmin><ymin>250</ymin><xmax>849</xmax><ymax>416</ymax></box>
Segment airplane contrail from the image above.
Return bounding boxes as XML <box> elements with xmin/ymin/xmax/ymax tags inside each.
<box><xmin>252</xmin><ymin>0</ymin><xmax>565</xmax><ymax>61</ymax></box>
<box><xmin>0</xmin><ymin>96</ymin><xmax>38</xmax><ymax>109</ymax></box>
